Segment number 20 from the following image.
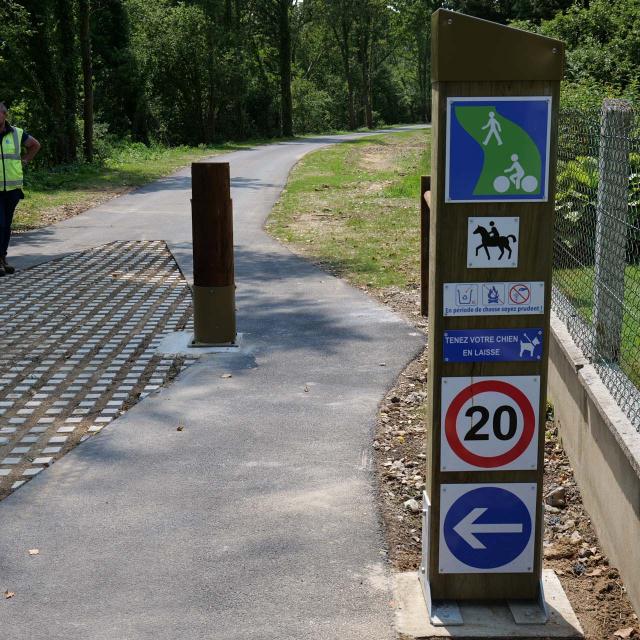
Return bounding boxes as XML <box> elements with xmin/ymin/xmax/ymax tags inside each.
<box><xmin>464</xmin><ymin>405</ymin><xmax>517</xmax><ymax>441</ymax></box>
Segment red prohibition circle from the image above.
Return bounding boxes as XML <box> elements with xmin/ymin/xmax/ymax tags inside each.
<box><xmin>445</xmin><ymin>380</ymin><xmax>536</xmax><ymax>468</ymax></box>
<box><xmin>509</xmin><ymin>284</ymin><xmax>531</xmax><ymax>304</ymax></box>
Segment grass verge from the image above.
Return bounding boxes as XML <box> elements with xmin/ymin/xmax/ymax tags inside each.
<box><xmin>267</xmin><ymin>129</ymin><xmax>430</xmax><ymax>289</ymax></box>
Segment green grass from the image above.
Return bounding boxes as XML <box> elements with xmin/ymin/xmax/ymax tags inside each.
<box><xmin>555</xmin><ymin>265</ymin><xmax>640</xmax><ymax>385</ymax></box>
<box><xmin>267</xmin><ymin>129</ymin><xmax>430</xmax><ymax>289</ymax></box>
<box><xmin>14</xmin><ymin>139</ymin><xmax>268</xmax><ymax>231</ymax></box>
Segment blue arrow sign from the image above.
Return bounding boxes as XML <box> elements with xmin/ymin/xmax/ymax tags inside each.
<box><xmin>443</xmin><ymin>328</ymin><xmax>543</xmax><ymax>362</ymax></box>
<box><xmin>442</xmin><ymin>486</ymin><xmax>533</xmax><ymax>570</ymax></box>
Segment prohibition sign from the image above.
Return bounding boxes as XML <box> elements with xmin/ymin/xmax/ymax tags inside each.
<box><xmin>444</xmin><ymin>380</ymin><xmax>536</xmax><ymax>468</ymax></box>
<box><xmin>509</xmin><ymin>283</ymin><xmax>531</xmax><ymax>305</ymax></box>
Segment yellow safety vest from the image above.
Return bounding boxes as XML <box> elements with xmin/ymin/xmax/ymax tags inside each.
<box><xmin>1</xmin><ymin>126</ymin><xmax>24</xmax><ymax>191</ymax></box>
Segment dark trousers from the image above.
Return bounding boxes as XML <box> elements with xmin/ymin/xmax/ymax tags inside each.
<box><xmin>0</xmin><ymin>189</ymin><xmax>22</xmax><ymax>258</ymax></box>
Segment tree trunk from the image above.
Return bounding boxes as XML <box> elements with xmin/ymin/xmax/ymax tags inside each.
<box><xmin>347</xmin><ymin>82</ymin><xmax>356</xmax><ymax>130</ymax></box>
<box><xmin>327</xmin><ymin>11</ymin><xmax>356</xmax><ymax>131</ymax></box>
<box><xmin>357</xmin><ymin>7</ymin><xmax>373</xmax><ymax>129</ymax></box>
<box><xmin>417</xmin><ymin>40</ymin><xmax>428</xmax><ymax>123</ymax></box>
<box><xmin>339</xmin><ymin>19</ymin><xmax>356</xmax><ymax>130</ymax></box>
<box><xmin>278</xmin><ymin>0</ymin><xmax>293</xmax><ymax>137</ymax></box>
<box><xmin>361</xmin><ymin>31</ymin><xmax>373</xmax><ymax>129</ymax></box>
<box><xmin>56</xmin><ymin>0</ymin><xmax>78</xmax><ymax>162</ymax></box>
<box><xmin>79</xmin><ymin>0</ymin><xmax>93</xmax><ymax>162</ymax></box>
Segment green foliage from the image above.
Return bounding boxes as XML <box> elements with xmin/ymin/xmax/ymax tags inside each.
<box><xmin>554</xmin><ymin>116</ymin><xmax>640</xmax><ymax>267</ymax></box>
<box><xmin>539</xmin><ymin>0</ymin><xmax>640</xmax><ymax>93</ymax></box>
<box><xmin>554</xmin><ymin>154</ymin><xmax>598</xmax><ymax>258</ymax></box>
<box><xmin>3</xmin><ymin>0</ymin><xmax>638</xmax><ymax>174</ymax></box>
<box><xmin>444</xmin><ymin>0</ymin><xmax>578</xmax><ymax>25</ymax></box>
<box><xmin>292</xmin><ymin>77</ymin><xmax>335</xmax><ymax>133</ymax></box>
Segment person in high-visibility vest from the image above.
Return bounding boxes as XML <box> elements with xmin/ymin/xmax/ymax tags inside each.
<box><xmin>0</xmin><ymin>101</ymin><xmax>41</xmax><ymax>276</ymax></box>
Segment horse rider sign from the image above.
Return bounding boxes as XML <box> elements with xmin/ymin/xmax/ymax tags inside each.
<box><xmin>467</xmin><ymin>217</ymin><xmax>519</xmax><ymax>268</ymax></box>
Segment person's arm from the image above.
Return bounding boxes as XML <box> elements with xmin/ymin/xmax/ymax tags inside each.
<box><xmin>22</xmin><ymin>136</ymin><xmax>41</xmax><ymax>165</ymax></box>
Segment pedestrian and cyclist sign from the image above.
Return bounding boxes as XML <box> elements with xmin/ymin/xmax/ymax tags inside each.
<box><xmin>446</xmin><ymin>97</ymin><xmax>551</xmax><ymax>203</ymax></box>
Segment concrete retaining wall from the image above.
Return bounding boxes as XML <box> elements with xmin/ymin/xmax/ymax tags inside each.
<box><xmin>548</xmin><ymin>313</ymin><xmax>640</xmax><ymax>614</ymax></box>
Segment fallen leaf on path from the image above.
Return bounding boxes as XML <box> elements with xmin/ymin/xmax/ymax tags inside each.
<box><xmin>614</xmin><ymin>628</ymin><xmax>636</xmax><ymax>639</ymax></box>
<box><xmin>221</xmin><ymin>374</ymin><xmax>232</xmax><ymax>379</ymax></box>
<box><xmin>28</xmin><ymin>549</ymin><xmax>39</xmax><ymax>556</ymax></box>
<box><xmin>4</xmin><ymin>591</ymin><xmax>15</xmax><ymax>599</ymax></box>
<box><xmin>177</xmin><ymin>425</ymin><xmax>184</xmax><ymax>432</ymax></box>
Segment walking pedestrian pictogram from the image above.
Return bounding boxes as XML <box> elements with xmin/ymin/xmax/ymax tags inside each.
<box><xmin>446</xmin><ymin>97</ymin><xmax>551</xmax><ymax>202</ymax></box>
<box><xmin>482</xmin><ymin>112</ymin><xmax>503</xmax><ymax>146</ymax></box>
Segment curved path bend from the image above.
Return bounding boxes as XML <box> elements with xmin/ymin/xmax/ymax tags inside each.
<box><xmin>0</xmin><ymin>129</ymin><xmax>426</xmax><ymax>639</ymax></box>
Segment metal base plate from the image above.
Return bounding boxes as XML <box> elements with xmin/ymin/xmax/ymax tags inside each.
<box><xmin>156</xmin><ymin>331</ymin><xmax>244</xmax><ymax>356</ymax></box>
<box><xmin>508</xmin><ymin>587</ymin><xmax>549</xmax><ymax>625</ymax></box>
<box><xmin>189</xmin><ymin>334</ymin><xmax>240</xmax><ymax>350</ymax></box>
<box><xmin>419</xmin><ymin>492</ymin><xmax>463</xmax><ymax>626</ymax></box>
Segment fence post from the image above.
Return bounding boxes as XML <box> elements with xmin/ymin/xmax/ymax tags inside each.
<box><xmin>420</xmin><ymin>175</ymin><xmax>431</xmax><ymax>317</ymax></box>
<box><xmin>593</xmin><ymin>99</ymin><xmax>632</xmax><ymax>362</ymax></box>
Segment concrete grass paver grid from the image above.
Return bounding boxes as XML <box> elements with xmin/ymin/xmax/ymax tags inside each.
<box><xmin>0</xmin><ymin>240</ymin><xmax>194</xmax><ymax>500</ymax></box>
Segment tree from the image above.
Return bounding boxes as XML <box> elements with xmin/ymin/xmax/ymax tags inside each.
<box><xmin>354</xmin><ymin>0</ymin><xmax>398</xmax><ymax>128</ymax></box>
<box><xmin>249</xmin><ymin>0</ymin><xmax>296</xmax><ymax>136</ymax></box>
<box><xmin>394</xmin><ymin>0</ymin><xmax>439</xmax><ymax>122</ymax></box>
<box><xmin>79</xmin><ymin>0</ymin><xmax>93</xmax><ymax>161</ymax></box>
<box><xmin>56</xmin><ymin>0</ymin><xmax>79</xmax><ymax>162</ymax></box>
<box><xmin>322</xmin><ymin>0</ymin><xmax>358</xmax><ymax>129</ymax></box>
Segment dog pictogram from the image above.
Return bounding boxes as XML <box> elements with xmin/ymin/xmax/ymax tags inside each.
<box><xmin>519</xmin><ymin>332</ymin><xmax>541</xmax><ymax>358</ymax></box>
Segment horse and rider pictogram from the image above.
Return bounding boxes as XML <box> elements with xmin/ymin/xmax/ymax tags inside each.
<box><xmin>467</xmin><ymin>217</ymin><xmax>520</xmax><ymax>268</ymax></box>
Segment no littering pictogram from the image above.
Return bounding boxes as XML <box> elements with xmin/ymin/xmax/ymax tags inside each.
<box><xmin>509</xmin><ymin>283</ymin><xmax>531</xmax><ymax>305</ymax></box>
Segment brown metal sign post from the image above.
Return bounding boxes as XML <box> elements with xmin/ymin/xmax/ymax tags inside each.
<box><xmin>421</xmin><ymin>9</ymin><xmax>564</xmax><ymax>624</ymax></box>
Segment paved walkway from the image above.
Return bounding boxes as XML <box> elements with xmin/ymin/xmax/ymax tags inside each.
<box><xmin>0</xmin><ymin>130</ymin><xmax>425</xmax><ymax>639</ymax></box>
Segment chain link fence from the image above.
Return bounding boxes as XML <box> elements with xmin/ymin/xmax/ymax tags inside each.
<box><xmin>553</xmin><ymin>99</ymin><xmax>640</xmax><ymax>430</ymax></box>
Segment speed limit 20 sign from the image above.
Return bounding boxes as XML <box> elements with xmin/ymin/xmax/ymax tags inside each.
<box><xmin>440</xmin><ymin>376</ymin><xmax>540</xmax><ymax>472</ymax></box>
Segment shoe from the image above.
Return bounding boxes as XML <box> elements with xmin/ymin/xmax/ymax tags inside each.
<box><xmin>1</xmin><ymin>258</ymin><xmax>14</xmax><ymax>274</ymax></box>
<box><xmin>0</xmin><ymin>263</ymin><xmax>5</xmax><ymax>277</ymax></box>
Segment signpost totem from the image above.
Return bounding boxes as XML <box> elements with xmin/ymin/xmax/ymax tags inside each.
<box><xmin>421</xmin><ymin>10</ymin><xmax>564</xmax><ymax>624</ymax></box>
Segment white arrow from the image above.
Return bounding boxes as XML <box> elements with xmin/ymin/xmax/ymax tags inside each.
<box><xmin>453</xmin><ymin>507</ymin><xmax>523</xmax><ymax>549</ymax></box>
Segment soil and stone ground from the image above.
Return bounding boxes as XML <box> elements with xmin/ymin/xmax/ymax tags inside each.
<box><xmin>367</xmin><ymin>284</ymin><xmax>639</xmax><ymax>640</ymax></box>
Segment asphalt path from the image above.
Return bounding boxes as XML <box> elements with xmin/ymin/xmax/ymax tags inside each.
<box><xmin>1</xmin><ymin>128</ymin><xmax>426</xmax><ymax>639</ymax></box>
